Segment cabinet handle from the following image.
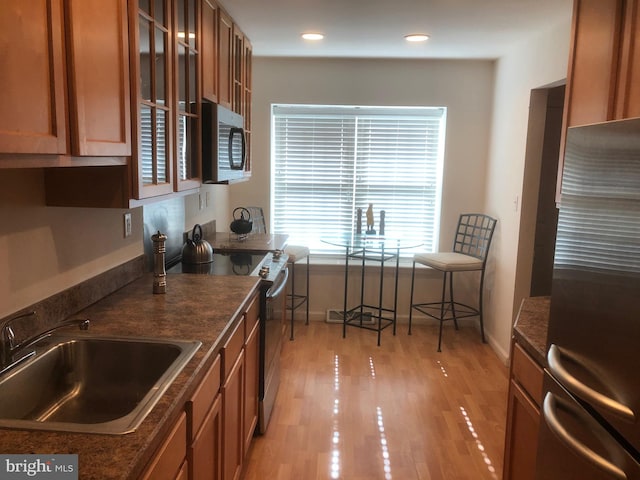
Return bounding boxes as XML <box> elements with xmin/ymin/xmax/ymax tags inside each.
<box><xmin>547</xmin><ymin>344</ymin><xmax>635</xmax><ymax>422</ymax></box>
<box><xmin>543</xmin><ymin>392</ymin><xmax>627</xmax><ymax>480</ymax></box>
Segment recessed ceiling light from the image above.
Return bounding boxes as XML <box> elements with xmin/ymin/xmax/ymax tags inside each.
<box><xmin>404</xmin><ymin>34</ymin><xmax>430</xmax><ymax>43</ymax></box>
<box><xmin>302</xmin><ymin>32</ymin><xmax>324</xmax><ymax>41</ymax></box>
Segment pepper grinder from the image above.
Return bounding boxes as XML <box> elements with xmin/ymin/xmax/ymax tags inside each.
<box><xmin>151</xmin><ymin>231</ymin><xmax>167</xmax><ymax>294</ymax></box>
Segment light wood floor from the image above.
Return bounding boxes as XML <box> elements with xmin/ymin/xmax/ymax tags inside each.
<box><xmin>242</xmin><ymin>321</ymin><xmax>509</xmax><ymax>480</ymax></box>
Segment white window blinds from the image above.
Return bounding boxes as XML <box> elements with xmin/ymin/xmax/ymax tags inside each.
<box><xmin>271</xmin><ymin>105</ymin><xmax>446</xmax><ymax>254</ymax></box>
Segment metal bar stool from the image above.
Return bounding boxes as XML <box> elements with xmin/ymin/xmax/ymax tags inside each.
<box><xmin>284</xmin><ymin>245</ymin><xmax>310</xmax><ymax>340</ymax></box>
<box><xmin>408</xmin><ymin>213</ymin><xmax>497</xmax><ymax>351</ymax></box>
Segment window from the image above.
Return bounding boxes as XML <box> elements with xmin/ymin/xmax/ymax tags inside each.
<box><xmin>271</xmin><ymin>104</ymin><xmax>446</xmax><ymax>255</ymax></box>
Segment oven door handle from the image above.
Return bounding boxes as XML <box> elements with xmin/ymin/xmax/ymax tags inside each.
<box><xmin>267</xmin><ymin>267</ymin><xmax>289</xmax><ymax>299</ymax></box>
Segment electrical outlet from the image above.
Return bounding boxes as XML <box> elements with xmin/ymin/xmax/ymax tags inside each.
<box><xmin>205</xmin><ymin>191</ymin><xmax>211</xmax><ymax>207</ymax></box>
<box><xmin>124</xmin><ymin>213</ymin><xmax>132</xmax><ymax>238</ymax></box>
<box><xmin>199</xmin><ymin>194</ymin><xmax>204</xmax><ymax>210</ymax></box>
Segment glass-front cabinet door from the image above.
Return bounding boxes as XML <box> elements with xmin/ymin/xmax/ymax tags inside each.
<box><xmin>130</xmin><ymin>0</ymin><xmax>200</xmax><ymax>199</ymax></box>
<box><xmin>174</xmin><ymin>0</ymin><xmax>201</xmax><ymax>191</ymax></box>
<box><xmin>132</xmin><ymin>0</ymin><xmax>173</xmax><ymax>198</ymax></box>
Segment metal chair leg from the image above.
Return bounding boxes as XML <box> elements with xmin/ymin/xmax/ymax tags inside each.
<box><xmin>289</xmin><ymin>261</ymin><xmax>295</xmax><ymax>341</ymax></box>
<box><xmin>305</xmin><ymin>255</ymin><xmax>309</xmax><ymax>325</ymax></box>
<box><xmin>408</xmin><ymin>261</ymin><xmax>416</xmax><ymax>335</ymax></box>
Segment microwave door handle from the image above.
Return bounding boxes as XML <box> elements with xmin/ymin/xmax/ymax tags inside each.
<box><xmin>548</xmin><ymin>344</ymin><xmax>635</xmax><ymax>422</ymax></box>
<box><xmin>543</xmin><ymin>393</ymin><xmax>627</xmax><ymax>480</ymax></box>
<box><xmin>229</xmin><ymin>127</ymin><xmax>245</xmax><ymax>170</ymax></box>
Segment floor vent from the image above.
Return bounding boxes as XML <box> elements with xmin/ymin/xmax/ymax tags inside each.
<box><xmin>325</xmin><ymin>309</ymin><xmax>376</xmax><ymax>324</ymax></box>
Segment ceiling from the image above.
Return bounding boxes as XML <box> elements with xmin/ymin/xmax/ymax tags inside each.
<box><xmin>216</xmin><ymin>0</ymin><xmax>573</xmax><ymax>60</ymax></box>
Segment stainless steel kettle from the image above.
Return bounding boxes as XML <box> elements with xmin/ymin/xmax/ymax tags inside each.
<box><xmin>181</xmin><ymin>224</ymin><xmax>214</xmax><ymax>264</ymax></box>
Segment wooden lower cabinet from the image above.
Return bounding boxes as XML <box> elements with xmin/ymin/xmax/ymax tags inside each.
<box><xmin>141</xmin><ymin>291</ymin><xmax>260</xmax><ymax>480</ymax></box>
<box><xmin>503</xmin><ymin>342</ymin><xmax>544</xmax><ymax>480</ymax></box>
<box><xmin>222</xmin><ymin>349</ymin><xmax>245</xmax><ymax>480</ymax></box>
<box><xmin>188</xmin><ymin>355</ymin><xmax>223</xmax><ymax>480</ymax></box>
<box><xmin>140</xmin><ymin>412</ymin><xmax>188</xmax><ymax>480</ymax></box>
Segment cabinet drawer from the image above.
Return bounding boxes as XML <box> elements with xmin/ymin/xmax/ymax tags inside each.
<box><xmin>512</xmin><ymin>342</ymin><xmax>544</xmax><ymax>407</ymax></box>
<box><xmin>189</xmin><ymin>354</ymin><xmax>221</xmax><ymax>442</ymax></box>
<box><xmin>140</xmin><ymin>412</ymin><xmax>187</xmax><ymax>480</ymax></box>
<box><xmin>222</xmin><ymin>317</ymin><xmax>245</xmax><ymax>380</ymax></box>
<box><xmin>244</xmin><ymin>295</ymin><xmax>260</xmax><ymax>340</ymax></box>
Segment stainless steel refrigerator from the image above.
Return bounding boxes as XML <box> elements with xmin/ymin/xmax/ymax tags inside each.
<box><xmin>535</xmin><ymin>117</ymin><xmax>640</xmax><ymax>479</ymax></box>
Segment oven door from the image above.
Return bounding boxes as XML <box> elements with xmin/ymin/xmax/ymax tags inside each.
<box><xmin>259</xmin><ymin>266</ymin><xmax>288</xmax><ymax>433</ymax></box>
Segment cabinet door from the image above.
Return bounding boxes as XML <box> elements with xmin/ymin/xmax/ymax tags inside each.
<box><xmin>130</xmin><ymin>0</ymin><xmax>174</xmax><ymax>199</ymax></box>
<box><xmin>217</xmin><ymin>8</ymin><xmax>233</xmax><ymax>110</ymax></box>
<box><xmin>222</xmin><ymin>350</ymin><xmax>245</xmax><ymax>480</ymax></box>
<box><xmin>174</xmin><ymin>0</ymin><xmax>201</xmax><ymax>191</ymax></box>
<box><xmin>616</xmin><ymin>0</ymin><xmax>640</xmax><ymax>119</ymax></box>
<box><xmin>243</xmin><ymin>321</ymin><xmax>259</xmax><ymax>454</ymax></box>
<box><xmin>190</xmin><ymin>394</ymin><xmax>222</xmax><ymax>480</ymax></box>
<box><xmin>556</xmin><ymin>0</ymin><xmax>624</xmax><ymax>202</ymax></box>
<box><xmin>140</xmin><ymin>412</ymin><xmax>188</xmax><ymax>480</ymax></box>
<box><xmin>66</xmin><ymin>0</ymin><xmax>131</xmax><ymax>156</ymax></box>
<box><xmin>201</xmin><ymin>0</ymin><xmax>218</xmax><ymax>102</ymax></box>
<box><xmin>0</xmin><ymin>0</ymin><xmax>67</xmax><ymax>154</ymax></box>
<box><xmin>564</xmin><ymin>0</ymin><xmax>623</xmax><ymax>127</ymax></box>
<box><xmin>503</xmin><ymin>380</ymin><xmax>540</xmax><ymax>480</ymax></box>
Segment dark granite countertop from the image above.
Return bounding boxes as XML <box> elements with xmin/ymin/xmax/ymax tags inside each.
<box><xmin>0</xmin><ymin>273</ymin><xmax>260</xmax><ymax>480</ymax></box>
<box><xmin>513</xmin><ymin>296</ymin><xmax>550</xmax><ymax>367</ymax></box>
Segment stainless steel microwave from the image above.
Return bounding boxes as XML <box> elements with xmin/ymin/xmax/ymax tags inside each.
<box><xmin>202</xmin><ymin>102</ymin><xmax>247</xmax><ymax>183</ymax></box>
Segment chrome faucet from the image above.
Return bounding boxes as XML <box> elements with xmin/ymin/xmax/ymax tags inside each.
<box><xmin>0</xmin><ymin>311</ymin><xmax>90</xmax><ymax>371</ymax></box>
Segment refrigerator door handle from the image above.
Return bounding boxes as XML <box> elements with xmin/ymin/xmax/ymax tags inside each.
<box><xmin>543</xmin><ymin>392</ymin><xmax>628</xmax><ymax>480</ymax></box>
<box><xmin>548</xmin><ymin>344</ymin><xmax>635</xmax><ymax>422</ymax></box>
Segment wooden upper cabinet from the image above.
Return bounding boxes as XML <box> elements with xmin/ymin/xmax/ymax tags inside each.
<box><xmin>217</xmin><ymin>8</ymin><xmax>233</xmax><ymax>110</ymax></box>
<box><xmin>0</xmin><ymin>0</ymin><xmax>67</xmax><ymax>155</ymax></box>
<box><xmin>66</xmin><ymin>0</ymin><xmax>131</xmax><ymax>156</ymax></box>
<box><xmin>0</xmin><ymin>0</ymin><xmax>131</xmax><ymax>158</ymax></box>
<box><xmin>202</xmin><ymin>0</ymin><xmax>219</xmax><ymax>103</ymax></box>
<box><xmin>616</xmin><ymin>0</ymin><xmax>640</xmax><ymax>118</ymax></box>
<box><xmin>563</xmin><ymin>0</ymin><xmax>623</xmax><ymax>128</ymax></box>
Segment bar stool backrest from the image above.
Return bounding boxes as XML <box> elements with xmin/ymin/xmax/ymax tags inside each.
<box><xmin>452</xmin><ymin>213</ymin><xmax>497</xmax><ymax>264</ymax></box>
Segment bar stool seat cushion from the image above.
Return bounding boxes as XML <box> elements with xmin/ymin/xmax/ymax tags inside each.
<box><xmin>285</xmin><ymin>245</ymin><xmax>310</xmax><ymax>263</ymax></box>
<box><xmin>414</xmin><ymin>252</ymin><xmax>483</xmax><ymax>272</ymax></box>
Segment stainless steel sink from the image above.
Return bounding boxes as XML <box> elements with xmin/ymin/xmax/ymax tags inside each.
<box><xmin>0</xmin><ymin>335</ymin><xmax>201</xmax><ymax>434</ymax></box>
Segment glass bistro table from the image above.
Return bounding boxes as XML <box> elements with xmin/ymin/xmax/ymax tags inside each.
<box><xmin>322</xmin><ymin>234</ymin><xmax>422</xmax><ymax>345</ymax></box>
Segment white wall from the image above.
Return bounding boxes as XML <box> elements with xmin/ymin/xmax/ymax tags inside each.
<box><xmin>230</xmin><ymin>57</ymin><xmax>498</xmax><ymax>346</ymax></box>
<box><xmin>484</xmin><ymin>19</ymin><xmax>571</xmax><ymax>359</ymax></box>
<box><xmin>0</xmin><ymin>169</ymin><xmax>142</xmax><ymax>319</ymax></box>
<box><xmin>232</xmin><ymin>57</ymin><xmax>495</xmax><ymax>238</ymax></box>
